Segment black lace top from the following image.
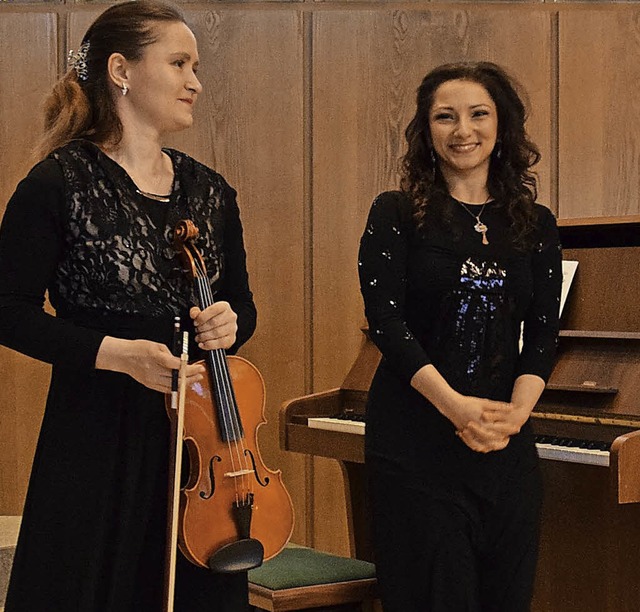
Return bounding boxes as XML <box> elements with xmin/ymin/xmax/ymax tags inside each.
<box><xmin>0</xmin><ymin>140</ymin><xmax>256</xmax><ymax>369</ymax></box>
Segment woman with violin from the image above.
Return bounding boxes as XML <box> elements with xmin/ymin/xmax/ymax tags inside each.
<box><xmin>0</xmin><ymin>1</ymin><xmax>256</xmax><ymax>610</ymax></box>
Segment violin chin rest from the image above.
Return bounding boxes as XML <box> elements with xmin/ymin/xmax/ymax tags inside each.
<box><xmin>207</xmin><ymin>538</ymin><xmax>265</xmax><ymax>574</ymax></box>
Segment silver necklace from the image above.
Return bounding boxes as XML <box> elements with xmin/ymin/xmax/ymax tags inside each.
<box><xmin>457</xmin><ymin>196</ymin><xmax>491</xmax><ymax>245</ymax></box>
<box><xmin>136</xmin><ymin>188</ymin><xmax>171</xmax><ymax>203</ymax></box>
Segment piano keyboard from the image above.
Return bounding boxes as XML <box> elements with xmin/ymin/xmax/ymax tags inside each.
<box><xmin>307</xmin><ymin>416</ymin><xmax>611</xmax><ymax>467</ymax></box>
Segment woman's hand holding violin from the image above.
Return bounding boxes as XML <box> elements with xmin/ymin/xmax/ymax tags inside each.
<box><xmin>95</xmin><ymin>337</ymin><xmax>205</xmax><ymax>393</ymax></box>
<box><xmin>190</xmin><ymin>301</ymin><xmax>238</xmax><ymax>351</ymax></box>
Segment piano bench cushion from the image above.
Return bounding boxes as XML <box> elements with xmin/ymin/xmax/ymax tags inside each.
<box><xmin>248</xmin><ymin>544</ymin><xmax>376</xmax><ymax>590</ymax></box>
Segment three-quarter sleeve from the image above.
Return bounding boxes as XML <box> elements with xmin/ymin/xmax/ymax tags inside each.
<box><xmin>218</xmin><ymin>183</ymin><xmax>256</xmax><ymax>354</ymax></box>
<box><xmin>516</xmin><ymin>206</ymin><xmax>562</xmax><ymax>382</ymax></box>
<box><xmin>0</xmin><ymin>161</ymin><xmax>106</xmax><ymax>369</ymax></box>
<box><xmin>358</xmin><ymin>191</ymin><xmax>431</xmax><ymax>382</ymax></box>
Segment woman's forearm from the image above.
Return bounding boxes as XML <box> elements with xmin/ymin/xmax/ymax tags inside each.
<box><xmin>510</xmin><ymin>374</ymin><xmax>546</xmax><ymax>415</ymax></box>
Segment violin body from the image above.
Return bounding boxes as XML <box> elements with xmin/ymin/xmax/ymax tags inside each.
<box><xmin>168</xmin><ymin>354</ymin><xmax>294</xmax><ymax>568</ymax></box>
<box><xmin>165</xmin><ymin>218</ymin><xmax>294</xmax><ymax>575</ymax></box>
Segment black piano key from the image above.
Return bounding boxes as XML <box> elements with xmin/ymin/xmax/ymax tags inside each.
<box><xmin>533</xmin><ymin>436</ymin><xmax>610</xmax><ymax>452</ymax></box>
<box><xmin>336</xmin><ymin>410</ymin><xmax>365</xmax><ymax>422</ymax></box>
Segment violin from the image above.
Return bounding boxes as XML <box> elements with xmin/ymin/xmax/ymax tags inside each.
<box><xmin>165</xmin><ymin>219</ymin><xmax>294</xmax><ymax>580</ymax></box>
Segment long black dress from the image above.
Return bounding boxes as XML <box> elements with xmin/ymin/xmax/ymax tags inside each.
<box><xmin>0</xmin><ymin>140</ymin><xmax>256</xmax><ymax>612</ymax></box>
<box><xmin>358</xmin><ymin>191</ymin><xmax>562</xmax><ymax>612</ymax></box>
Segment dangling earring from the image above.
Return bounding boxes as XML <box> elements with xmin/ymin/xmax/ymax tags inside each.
<box><xmin>121</xmin><ymin>83</ymin><xmax>129</xmax><ymax>96</ymax></box>
<box><xmin>430</xmin><ymin>148</ymin><xmax>437</xmax><ymax>181</ymax></box>
<box><xmin>495</xmin><ymin>140</ymin><xmax>502</xmax><ymax>159</ymax></box>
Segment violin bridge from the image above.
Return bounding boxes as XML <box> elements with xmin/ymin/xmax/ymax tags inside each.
<box><xmin>224</xmin><ymin>468</ymin><xmax>255</xmax><ymax>478</ymax></box>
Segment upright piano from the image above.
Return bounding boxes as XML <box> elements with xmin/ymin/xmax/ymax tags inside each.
<box><xmin>281</xmin><ymin>217</ymin><xmax>640</xmax><ymax>611</ymax></box>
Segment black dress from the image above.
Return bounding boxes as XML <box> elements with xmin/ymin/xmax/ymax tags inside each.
<box><xmin>0</xmin><ymin>140</ymin><xmax>256</xmax><ymax>612</ymax></box>
<box><xmin>358</xmin><ymin>191</ymin><xmax>562</xmax><ymax>612</ymax></box>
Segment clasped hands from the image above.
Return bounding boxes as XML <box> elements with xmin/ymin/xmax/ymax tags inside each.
<box><xmin>451</xmin><ymin>396</ymin><xmax>530</xmax><ymax>454</ymax></box>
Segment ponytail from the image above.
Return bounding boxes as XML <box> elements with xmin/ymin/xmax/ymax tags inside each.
<box><xmin>34</xmin><ymin>71</ymin><xmax>92</xmax><ymax>161</ymax></box>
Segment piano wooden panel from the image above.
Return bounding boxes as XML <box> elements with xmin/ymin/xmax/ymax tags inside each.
<box><xmin>611</xmin><ymin>430</ymin><xmax>640</xmax><ymax>505</ymax></box>
<box><xmin>282</xmin><ymin>389</ymin><xmax>371</xmax><ymax>560</ymax></box>
<box><xmin>562</xmin><ymin>247</ymin><xmax>640</xmax><ymax>333</ymax></box>
<box><xmin>535</xmin><ymin>460</ymin><xmax>640</xmax><ymax>612</ymax></box>
<box><xmin>281</xmin><ymin>217</ymin><xmax>640</xmax><ymax>610</ymax></box>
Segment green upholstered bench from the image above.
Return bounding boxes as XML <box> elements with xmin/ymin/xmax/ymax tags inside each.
<box><xmin>248</xmin><ymin>544</ymin><xmax>377</xmax><ymax>612</ymax></box>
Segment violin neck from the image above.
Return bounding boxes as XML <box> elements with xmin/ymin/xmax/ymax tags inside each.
<box><xmin>195</xmin><ymin>279</ymin><xmax>244</xmax><ymax>443</ymax></box>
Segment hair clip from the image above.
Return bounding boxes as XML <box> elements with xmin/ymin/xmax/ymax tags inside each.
<box><xmin>67</xmin><ymin>40</ymin><xmax>90</xmax><ymax>82</ymax></box>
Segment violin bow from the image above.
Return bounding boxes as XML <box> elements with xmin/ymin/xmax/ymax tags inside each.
<box><xmin>163</xmin><ymin>327</ymin><xmax>189</xmax><ymax>612</ymax></box>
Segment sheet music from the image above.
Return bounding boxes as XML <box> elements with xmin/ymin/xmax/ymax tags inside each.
<box><xmin>518</xmin><ymin>259</ymin><xmax>579</xmax><ymax>353</ymax></box>
<box><xmin>560</xmin><ymin>260</ymin><xmax>579</xmax><ymax>316</ymax></box>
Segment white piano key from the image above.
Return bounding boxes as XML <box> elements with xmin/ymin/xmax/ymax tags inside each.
<box><xmin>535</xmin><ymin>443</ymin><xmax>609</xmax><ymax>467</ymax></box>
<box><xmin>308</xmin><ymin>417</ymin><xmax>365</xmax><ymax>436</ymax></box>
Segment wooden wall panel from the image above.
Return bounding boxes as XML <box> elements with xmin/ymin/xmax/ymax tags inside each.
<box><xmin>68</xmin><ymin>10</ymin><xmax>100</xmax><ymax>49</ymax></box>
<box><xmin>559</xmin><ymin>9</ymin><xmax>640</xmax><ymax>218</ymax></box>
<box><xmin>311</xmin><ymin>7</ymin><xmax>552</xmax><ymax>555</ymax></box>
<box><xmin>316</xmin><ymin>0</ymin><xmax>539</xmax><ymax>3</ymax></box>
<box><xmin>0</xmin><ymin>12</ymin><xmax>58</xmax><ymax>515</ymax></box>
<box><xmin>0</xmin><ymin>13</ymin><xmax>57</xmax><ymax>209</ymax></box>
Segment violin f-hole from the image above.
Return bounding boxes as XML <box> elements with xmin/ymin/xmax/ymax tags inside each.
<box><xmin>199</xmin><ymin>455</ymin><xmax>221</xmax><ymax>500</ymax></box>
<box><xmin>244</xmin><ymin>449</ymin><xmax>270</xmax><ymax>487</ymax></box>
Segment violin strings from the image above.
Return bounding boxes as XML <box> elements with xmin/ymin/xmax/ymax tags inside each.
<box><xmin>194</xmin><ymin>263</ymin><xmax>252</xmax><ymax>500</ymax></box>
<box><xmin>196</xmin><ymin>262</ymin><xmax>245</xmax><ymax>445</ymax></box>
<box><xmin>198</xmin><ymin>274</ymin><xmax>247</xmax><ymax>452</ymax></box>
<box><xmin>200</xmin><ymin>275</ymin><xmax>252</xmax><ymax>500</ymax></box>
<box><xmin>195</xmin><ymin>274</ymin><xmax>244</xmax><ymax>501</ymax></box>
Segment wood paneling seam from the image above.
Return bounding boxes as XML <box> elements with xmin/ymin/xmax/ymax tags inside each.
<box><xmin>302</xmin><ymin>9</ymin><xmax>315</xmax><ymax>548</ymax></box>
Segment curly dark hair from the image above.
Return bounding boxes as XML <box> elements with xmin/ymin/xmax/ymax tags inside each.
<box><xmin>400</xmin><ymin>61</ymin><xmax>541</xmax><ymax>248</ymax></box>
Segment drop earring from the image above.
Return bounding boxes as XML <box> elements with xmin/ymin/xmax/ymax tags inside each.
<box><xmin>430</xmin><ymin>148</ymin><xmax>437</xmax><ymax>181</ymax></box>
<box><xmin>121</xmin><ymin>83</ymin><xmax>129</xmax><ymax>96</ymax></box>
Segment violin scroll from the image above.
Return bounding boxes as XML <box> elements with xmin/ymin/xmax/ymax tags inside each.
<box><xmin>174</xmin><ymin>219</ymin><xmax>199</xmax><ymax>247</ymax></box>
<box><xmin>173</xmin><ymin>220</ymin><xmax>206</xmax><ymax>283</ymax></box>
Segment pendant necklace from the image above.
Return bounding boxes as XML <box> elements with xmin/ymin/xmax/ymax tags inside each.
<box><xmin>457</xmin><ymin>195</ymin><xmax>491</xmax><ymax>245</ymax></box>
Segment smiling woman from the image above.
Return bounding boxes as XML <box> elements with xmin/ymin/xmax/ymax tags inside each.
<box><xmin>0</xmin><ymin>2</ymin><xmax>255</xmax><ymax>611</ymax></box>
<box><xmin>359</xmin><ymin>62</ymin><xmax>562</xmax><ymax>612</ymax></box>
<box><xmin>428</xmin><ymin>79</ymin><xmax>498</xmax><ymax>183</ymax></box>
